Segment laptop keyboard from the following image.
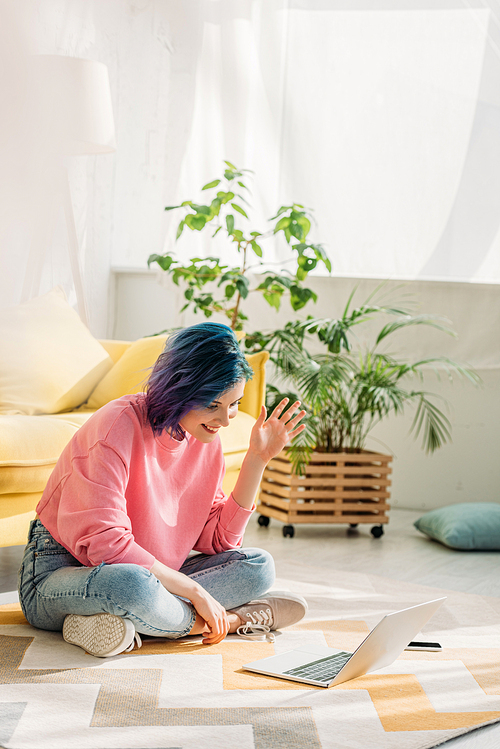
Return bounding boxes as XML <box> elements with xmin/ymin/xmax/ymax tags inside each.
<box><xmin>283</xmin><ymin>651</ymin><xmax>353</xmax><ymax>682</ymax></box>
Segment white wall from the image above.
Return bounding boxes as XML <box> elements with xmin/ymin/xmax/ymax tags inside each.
<box><xmin>111</xmin><ymin>268</ymin><xmax>500</xmax><ymax>512</ymax></box>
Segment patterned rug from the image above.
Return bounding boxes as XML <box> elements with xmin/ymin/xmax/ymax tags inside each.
<box><xmin>1</xmin><ymin>562</ymin><xmax>499</xmax><ymax>749</ymax></box>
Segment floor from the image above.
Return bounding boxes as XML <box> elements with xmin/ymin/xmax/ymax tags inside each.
<box><xmin>244</xmin><ymin>506</ymin><xmax>500</xmax><ymax>598</ymax></box>
<box><xmin>1</xmin><ymin>507</ymin><xmax>499</xmax><ymax>747</ymax></box>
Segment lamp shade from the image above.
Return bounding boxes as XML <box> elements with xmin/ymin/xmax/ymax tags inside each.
<box><xmin>30</xmin><ymin>55</ymin><xmax>116</xmax><ymax>155</ymax></box>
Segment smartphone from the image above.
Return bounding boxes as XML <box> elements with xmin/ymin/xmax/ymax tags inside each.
<box><xmin>405</xmin><ymin>641</ymin><xmax>442</xmax><ymax>652</ymax></box>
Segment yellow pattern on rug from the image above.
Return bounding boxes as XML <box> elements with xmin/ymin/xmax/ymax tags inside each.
<box><xmin>2</xmin><ymin>604</ymin><xmax>500</xmax><ymax>736</ymax></box>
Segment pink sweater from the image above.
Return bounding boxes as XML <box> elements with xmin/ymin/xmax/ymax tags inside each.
<box><xmin>36</xmin><ymin>394</ymin><xmax>253</xmax><ymax>571</ymax></box>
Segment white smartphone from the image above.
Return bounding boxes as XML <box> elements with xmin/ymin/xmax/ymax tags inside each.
<box><xmin>405</xmin><ymin>641</ymin><xmax>442</xmax><ymax>652</ymax></box>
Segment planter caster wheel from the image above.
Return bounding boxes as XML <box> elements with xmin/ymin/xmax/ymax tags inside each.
<box><xmin>371</xmin><ymin>525</ymin><xmax>384</xmax><ymax>538</ymax></box>
<box><xmin>283</xmin><ymin>524</ymin><xmax>295</xmax><ymax>538</ymax></box>
<box><xmin>258</xmin><ymin>515</ymin><xmax>270</xmax><ymax>527</ymax></box>
<box><xmin>349</xmin><ymin>524</ymin><xmax>359</xmax><ymax>529</ymax></box>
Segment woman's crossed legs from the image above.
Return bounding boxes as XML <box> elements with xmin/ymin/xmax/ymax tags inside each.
<box><xmin>19</xmin><ymin>519</ymin><xmax>276</xmax><ymax>639</ymax></box>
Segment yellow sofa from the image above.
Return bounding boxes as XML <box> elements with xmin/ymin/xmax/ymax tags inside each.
<box><xmin>0</xmin><ymin>334</ymin><xmax>268</xmax><ymax>548</ymax></box>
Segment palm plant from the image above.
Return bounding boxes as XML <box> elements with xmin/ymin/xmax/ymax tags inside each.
<box><xmin>245</xmin><ymin>285</ymin><xmax>480</xmax><ymax>474</ymax></box>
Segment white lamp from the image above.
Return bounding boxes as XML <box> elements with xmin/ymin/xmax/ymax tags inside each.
<box><xmin>22</xmin><ymin>55</ymin><xmax>116</xmax><ymax>325</ymax></box>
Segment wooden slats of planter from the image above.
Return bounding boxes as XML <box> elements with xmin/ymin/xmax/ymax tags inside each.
<box><xmin>258</xmin><ymin>450</ymin><xmax>392</xmax><ymax>528</ymax></box>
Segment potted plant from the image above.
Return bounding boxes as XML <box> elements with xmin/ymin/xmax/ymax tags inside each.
<box><xmin>148</xmin><ymin>161</ymin><xmax>331</xmax><ymax>330</ymax></box>
<box><xmin>244</xmin><ymin>285</ymin><xmax>480</xmax><ymax>537</ymax></box>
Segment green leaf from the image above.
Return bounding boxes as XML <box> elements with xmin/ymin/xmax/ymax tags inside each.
<box><xmin>195</xmin><ymin>293</ymin><xmax>213</xmax><ymax>308</ymax></box>
<box><xmin>217</xmin><ymin>191</ymin><xmax>235</xmax><ymax>204</ymax></box>
<box><xmin>164</xmin><ymin>205</ymin><xmax>180</xmax><ymax>211</ymax></box>
<box><xmin>225</xmin><ymin>284</ymin><xmax>236</xmax><ymax>299</ymax></box>
<box><xmin>375</xmin><ymin>315</ymin><xmax>456</xmax><ymax>346</ymax></box>
<box><xmin>190</xmin><ymin>214</ymin><xmax>207</xmax><ymax>231</ymax></box>
<box><xmin>148</xmin><ymin>253</ymin><xmax>175</xmax><ymax>272</ymax></box>
<box><xmin>251</xmin><ymin>240</ymin><xmax>263</xmax><ymax>257</ymax></box>
<box><xmin>237</xmin><ymin>181</ymin><xmax>248</xmax><ymax>190</ymax></box>
<box><xmin>176</xmin><ymin>221</ymin><xmax>185</xmax><ymax>240</ymax></box>
<box><xmin>290</xmin><ymin>285</ymin><xmax>317</xmax><ymax>311</ymax></box>
<box><xmin>202</xmin><ymin>179</ymin><xmax>221</xmax><ymax>190</ymax></box>
<box><xmin>235</xmin><ymin>276</ymin><xmax>250</xmax><ymax>299</ymax></box>
<box><xmin>274</xmin><ymin>216</ymin><xmax>291</xmax><ymax>233</ymax></box>
<box><xmin>212</xmin><ymin>225</ymin><xmax>222</xmax><ymax>238</ymax></box>
<box><xmin>409</xmin><ymin>393</ymin><xmax>452</xmax><ymax>453</ymax></box>
<box><xmin>296</xmin><ymin>215</ymin><xmax>311</xmax><ymax>238</ymax></box>
<box><xmin>224</xmin><ymin>170</ymin><xmax>236</xmax><ymax>181</ymax></box>
<box><xmin>269</xmin><ymin>206</ymin><xmax>291</xmax><ymax>221</ymax></box>
<box><xmin>263</xmin><ymin>290</ymin><xmax>282</xmax><ymax>310</ymax></box>
<box><xmin>236</xmin><ymin>193</ymin><xmax>251</xmax><ymax>206</ymax></box>
<box><xmin>210</xmin><ymin>198</ymin><xmax>222</xmax><ymax>217</ymax></box>
<box><xmin>257</xmin><ymin>274</ymin><xmax>291</xmax><ymax>291</ymax></box>
<box><xmin>231</xmin><ymin>203</ymin><xmax>249</xmax><ymax>219</ymax></box>
<box><xmin>296</xmin><ymin>254</ymin><xmax>318</xmax><ymax>280</ymax></box>
<box><xmin>224</xmin><ymin>160</ymin><xmax>238</xmax><ymax>170</ymax></box>
<box><xmin>191</xmin><ymin>204</ymin><xmax>212</xmax><ymax>216</ymax></box>
<box><xmin>311</xmin><ymin>243</ymin><xmax>332</xmax><ymax>273</ymax></box>
<box><xmin>218</xmin><ymin>271</ymin><xmax>235</xmax><ymax>285</ymax></box>
<box><xmin>226</xmin><ymin>214</ymin><xmax>235</xmax><ymax>234</ymax></box>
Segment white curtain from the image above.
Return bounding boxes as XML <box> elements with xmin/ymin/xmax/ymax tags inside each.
<box><xmin>163</xmin><ymin>0</ymin><xmax>500</xmax><ymax>284</ymax></box>
<box><xmin>2</xmin><ymin>0</ymin><xmax>500</xmax><ymax>340</ymax></box>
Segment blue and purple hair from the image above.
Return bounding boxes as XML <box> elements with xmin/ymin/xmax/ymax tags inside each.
<box><xmin>144</xmin><ymin>322</ymin><xmax>253</xmax><ymax>439</ymax></box>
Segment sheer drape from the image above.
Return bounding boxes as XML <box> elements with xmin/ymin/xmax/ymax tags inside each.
<box><xmin>2</xmin><ymin>0</ymin><xmax>500</xmax><ymax>340</ymax></box>
<box><xmin>167</xmin><ymin>0</ymin><xmax>500</xmax><ymax>284</ymax></box>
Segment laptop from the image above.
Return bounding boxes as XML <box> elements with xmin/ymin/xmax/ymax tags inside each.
<box><xmin>243</xmin><ymin>597</ymin><xmax>446</xmax><ymax>688</ymax></box>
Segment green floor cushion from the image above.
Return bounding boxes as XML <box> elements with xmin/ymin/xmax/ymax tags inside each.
<box><xmin>414</xmin><ymin>502</ymin><xmax>500</xmax><ymax>550</ymax></box>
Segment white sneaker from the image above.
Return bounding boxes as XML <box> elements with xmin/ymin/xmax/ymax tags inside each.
<box><xmin>230</xmin><ymin>591</ymin><xmax>308</xmax><ymax>643</ymax></box>
<box><xmin>62</xmin><ymin>613</ymin><xmax>142</xmax><ymax>658</ymax></box>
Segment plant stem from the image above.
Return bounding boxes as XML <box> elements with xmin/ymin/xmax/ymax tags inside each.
<box><xmin>230</xmin><ymin>240</ymin><xmax>249</xmax><ymax>330</ymax></box>
<box><xmin>230</xmin><ymin>294</ymin><xmax>241</xmax><ymax>329</ymax></box>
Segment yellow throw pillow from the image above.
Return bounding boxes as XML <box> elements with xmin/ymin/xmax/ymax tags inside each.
<box><xmin>239</xmin><ymin>351</ymin><xmax>269</xmax><ymax>419</ymax></box>
<box><xmin>86</xmin><ymin>335</ymin><xmax>168</xmax><ymax>409</ymax></box>
<box><xmin>0</xmin><ymin>287</ymin><xmax>113</xmax><ymax>415</ymax></box>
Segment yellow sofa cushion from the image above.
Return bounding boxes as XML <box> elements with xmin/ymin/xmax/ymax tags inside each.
<box><xmin>86</xmin><ymin>336</ymin><xmax>168</xmax><ymax>409</ymax></box>
<box><xmin>0</xmin><ymin>412</ymin><xmax>95</xmax><ymax>495</ymax></box>
<box><xmin>238</xmin><ymin>351</ymin><xmax>269</xmax><ymax>420</ymax></box>
<box><xmin>0</xmin><ymin>288</ymin><xmax>113</xmax><ymax>415</ymax></box>
<box><xmin>0</xmin><ymin>493</ymin><xmax>41</xmax><ymax>547</ymax></box>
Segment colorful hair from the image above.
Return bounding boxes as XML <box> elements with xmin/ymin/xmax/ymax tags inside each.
<box><xmin>144</xmin><ymin>323</ymin><xmax>253</xmax><ymax>438</ymax></box>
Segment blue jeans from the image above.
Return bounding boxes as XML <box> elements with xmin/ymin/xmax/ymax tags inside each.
<box><xmin>18</xmin><ymin>519</ymin><xmax>275</xmax><ymax>638</ymax></box>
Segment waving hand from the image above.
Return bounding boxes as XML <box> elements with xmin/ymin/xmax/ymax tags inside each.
<box><xmin>249</xmin><ymin>399</ymin><xmax>306</xmax><ymax>465</ymax></box>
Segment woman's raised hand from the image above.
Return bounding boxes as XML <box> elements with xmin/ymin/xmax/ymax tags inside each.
<box><xmin>248</xmin><ymin>398</ymin><xmax>306</xmax><ymax>466</ymax></box>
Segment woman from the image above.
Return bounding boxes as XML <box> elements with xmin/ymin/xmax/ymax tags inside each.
<box><xmin>18</xmin><ymin>323</ymin><xmax>307</xmax><ymax>657</ymax></box>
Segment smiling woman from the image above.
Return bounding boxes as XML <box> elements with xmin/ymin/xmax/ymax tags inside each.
<box><xmin>145</xmin><ymin>323</ymin><xmax>253</xmax><ymax>441</ymax></box>
<box><xmin>17</xmin><ymin>322</ymin><xmax>308</xmax><ymax>659</ymax></box>
<box><xmin>180</xmin><ymin>383</ymin><xmax>245</xmax><ymax>443</ymax></box>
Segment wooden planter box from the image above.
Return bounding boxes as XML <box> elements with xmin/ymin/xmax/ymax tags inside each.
<box><xmin>257</xmin><ymin>449</ymin><xmax>392</xmax><ymax>537</ymax></box>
